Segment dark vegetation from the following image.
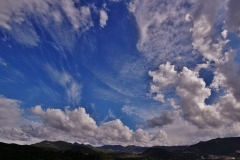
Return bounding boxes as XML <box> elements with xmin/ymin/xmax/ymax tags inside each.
<box><xmin>0</xmin><ymin>141</ymin><xmax>113</xmax><ymax>160</ymax></box>
<box><xmin>185</xmin><ymin>137</ymin><xmax>240</xmax><ymax>156</ymax></box>
<box><xmin>33</xmin><ymin>141</ymin><xmax>98</xmax><ymax>153</ymax></box>
<box><xmin>1</xmin><ymin>137</ymin><xmax>240</xmax><ymax>159</ymax></box>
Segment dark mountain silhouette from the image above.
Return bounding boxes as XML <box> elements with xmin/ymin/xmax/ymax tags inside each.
<box><xmin>0</xmin><ymin>142</ymin><xmax>42</xmax><ymax>152</ymax></box>
<box><xmin>98</xmin><ymin>145</ymin><xmax>148</xmax><ymax>153</ymax></box>
<box><xmin>2</xmin><ymin>137</ymin><xmax>240</xmax><ymax>159</ymax></box>
<box><xmin>32</xmin><ymin>140</ymin><xmax>73</xmax><ymax>151</ymax></box>
<box><xmin>0</xmin><ymin>141</ymin><xmax>113</xmax><ymax>160</ymax></box>
<box><xmin>152</xmin><ymin>145</ymin><xmax>188</xmax><ymax>152</ymax></box>
<box><xmin>33</xmin><ymin>140</ymin><xmax>99</xmax><ymax>153</ymax></box>
<box><xmin>185</xmin><ymin>137</ymin><xmax>240</xmax><ymax>156</ymax></box>
<box><xmin>142</xmin><ymin>147</ymin><xmax>174</xmax><ymax>159</ymax></box>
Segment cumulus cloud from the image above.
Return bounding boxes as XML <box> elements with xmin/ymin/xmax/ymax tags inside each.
<box><xmin>149</xmin><ymin>63</ymin><xmax>222</xmax><ymax>129</ymax></box>
<box><xmin>185</xmin><ymin>13</ymin><xmax>191</xmax><ymax>22</ymax></box>
<box><xmin>25</xmin><ymin>105</ymin><xmax>169</xmax><ymax>146</ymax></box>
<box><xmin>0</xmin><ymin>96</ymin><xmax>24</xmax><ymax>126</ymax></box>
<box><xmin>148</xmin><ymin>0</ymin><xmax>240</xmax><ymax>130</ymax></box>
<box><xmin>0</xmin><ymin>96</ymin><xmax>33</xmax><ymax>143</ymax></box>
<box><xmin>5</xmin><ymin>104</ymin><xmax>240</xmax><ymax>146</ymax></box>
<box><xmin>149</xmin><ymin>62</ymin><xmax>177</xmax><ymax>102</ymax></box>
<box><xmin>162</xmin><ymin>112</ymin><xmax>240</xmax><ymax>145</ymax></box>
<box><xmin>192</xmin><ymin>2</ymin><xmax>240</xmax><ymax>106</ymax></box>
<box><xmin>0</xmin><ymin>103</ymin><xmax>169</xmax><ymax>146</ymax></box>
<box><xmin>217</xmin><ymin>94</ymin><xmax>240</xmax><ymax>121</ymax></box>
<box><xmin>31</xmin><ymin>106</ymin><xmax>97</xmax><ymax>136</ymax></box>
<box><xmin>0</xmin><ymin>128</ymin><xmax>30</xmax><ymax>141</ymax></box>
<box><xmin>100</xmin><ymin>10</ymin><xmax>108</xmax><ymax>28</ymax></box>
<box><xmin>176</xmin><ymin>67</ymin><xmax>222</xmax><ymax>128</ymax></box>
<box><xmin>97</xmin><ymin>119</ymin><xmax>133</xmax><ymax>144</ymax></box>
<box><xmin>221</xmin><ymin>29</ymin><xmax>228</xmax><ymax>39</ymax></box>
<box><xmin>192</xmin><ymin>14</ymin><xmax>227</xmax><ymax>61</ymax></box>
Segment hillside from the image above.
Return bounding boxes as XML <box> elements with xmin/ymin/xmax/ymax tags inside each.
<box><xmin>142</xmin><ymin>147</ymin><xmax>174</xmax><ymax>159</ymax></box>
<box><xmin>0</xmin><ymin>142</ymin><xmax>113</xmax><ymax>160</ymax></box>
<box><xmin>2</xmin><ymin>137</ymin><xmax>240</xmax><ymax>159</ymax></box>
<box><xmin>98</xmin><ymin>145</ymin><xmax>148</xmax><ymax>153</ymax></box>
<box><xmin>32</xmin><ymin>140</ymin><xmax>73</xmax><ymax>151</ymax></box>
<box><xmin>185</xmin><ymin>137</ymin><xmax>240</xmax><ymax>156</ymax></box>
<box><xmin>33</xmin><ymin>140</ymin><xmax>99</xmax><ymax>153</ymax></box>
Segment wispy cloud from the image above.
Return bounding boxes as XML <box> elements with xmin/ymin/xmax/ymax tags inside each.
<box><xmin>45</xmin><ymin>65</ymin><xmax>82</xmax><ymax>106</ymax></box>
<box><xmin>0</xmin><ymin>0</ymin><xmax>93</xmax><ymax>47</ymax></box>
<box><xmin>0</xmin><ymin>57</ymin><xmax>7</xmax><ymax>66</ymax></box>
<box><xmin>100</xmin><ymin>109</ymin><xmax>116</xmax><ymax>124</ymax></box>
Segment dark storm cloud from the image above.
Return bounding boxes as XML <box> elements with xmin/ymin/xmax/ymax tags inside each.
<box><xmin>226</xmin><ymin>0</ymin><xmax>240</xmax><ymax>30</ymax></box>
<box><xmin>146</xmin><ymin>111</ymin><xmax>174</xmax><ymax>128</ymax></box>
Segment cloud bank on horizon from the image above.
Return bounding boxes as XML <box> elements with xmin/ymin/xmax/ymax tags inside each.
<box><xmin>1</xmin><ymin>0</ymin><xmax>240</xmax><ymax>146</ymax></box>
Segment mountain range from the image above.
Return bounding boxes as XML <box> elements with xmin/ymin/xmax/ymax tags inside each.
<box><xmin>1</xmin><ymin>137</ymin><xmax>240</xmax><ymax>159</ymax></box>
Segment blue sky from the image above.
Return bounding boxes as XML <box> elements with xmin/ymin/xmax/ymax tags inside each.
<box><xmin>1</xmin><ymin>0</ymin><xmax>240</xmax><ymax>146</ymax></box>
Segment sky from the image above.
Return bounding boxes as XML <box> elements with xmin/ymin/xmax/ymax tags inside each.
<box><xmin>1</xmin><ymin>0</ymin><xmax>240</xmax><ymax>146</ymax></box>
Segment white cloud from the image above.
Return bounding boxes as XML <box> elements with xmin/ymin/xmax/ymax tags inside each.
<box><xmin>221</xmin><ymin>29</ymin><xmax>228</xmax><ymax>39</ymax></box>
<box><xmin>0</xmin><ymin>0</ymin><xmax>93</xmax><ymax>47</ymax></box>
<box><xmin>0</xmin><ymin>57</ymin><xmax>7</xmax><ymax>66</ymax></box>
<box><xmin>4</xmin><ymin>100</ymin><xmax>169</xmax><ymax>145</ymax></box>
<box><xmin>46</xmin><ymin>65</ymin><xmax>82</xmax><ymax>106</ymax></box>
<box><xmin>149</xmin><ymin>62</ymin><xmax>177</xmax><ymax>102</ymax></box>
<box><xmin>31</xmin><ymin>105</ymin><xmax>97</xmax><ymax>137</ymax></box>
<box><xmin>162</xmin><ymin>112</ymin><xmax>240</xmax><ymax>145</ymax></box>
<box><xmin>60</xmin><ymin>1</ymin><xmax>91</xmax><ymax>30</ymax></box>
<box><xmin>100</xmin><ymin>10</ymin><xmax>108</xmax><ymax>28</ymax></box>
<box><xmin>217</xmin><ymin>93</ymin><xmax>240</xmax><ymax>121</ymax></box>
<box><xmin>121</xmin><ymin>105</ymin><xmax>137</xmax><ymax>115</ymax></box>
<box><xmin>0</xmin><ymin>104</ymin><xmax>170</xmax><ymax>146</ymax></box>
<box><xmin>0</xmin><ymin>96</ymin><xmax>24</xmax><ymax>126</ymax></box>
<box><xmin>185</xmin><ymin>13</ymin><xmax>191</xmax><ymax>22</ymax></box>
<box><xmin>128</xmin><ymin>0</ymin><xmax>195</xmax><ymax>66</ymax></box>
<box><xmin>2</xmin><ymin>102</ymin><xmax>240</xmax><ymax>146</ymax></box>
<box><xmin>121</xmin><ymin>104</ymin><xmax>167</xmax><ymax>121</ymax></box>
<box><xmin>147</xmin><ymin>0</ymin><xmax>240</xmax><ymax>131</ymax></box>
<box><xmin>192</xmin><ymin>15</ymin><xmax>226</xmax><ymax>61</ymax></box>
<box><xmin>26</xmin><ymin>105</ymin><xmax>169</xmax><ymax>146</ymax></box>
<box><xmin>97</xmin><ymin>119</ymin><xmax>133</xmax><ymax>144</ymax></box>
<box><xmin>0</xmin><ymin>96</ymin><xmax>35</xmax><ymax>143</ymax></box>
<box><xmin>149</xmin><ymin>63</ymin><xmax>222</xmax><ymax>129</ymax></box>
<box><xmin>0</xmin><ymin>128</ymin><xmax>30</xmax><ymax>141</ymax></box>
<box><xmin>176</xmin><ymin>67</ymin><xmax>222</xmax><ymax>128</ymax></box>
<box><xmin>110</xmin><ymin>0</ymin><xmax>121</xmax><ymax>2</ymax></box>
